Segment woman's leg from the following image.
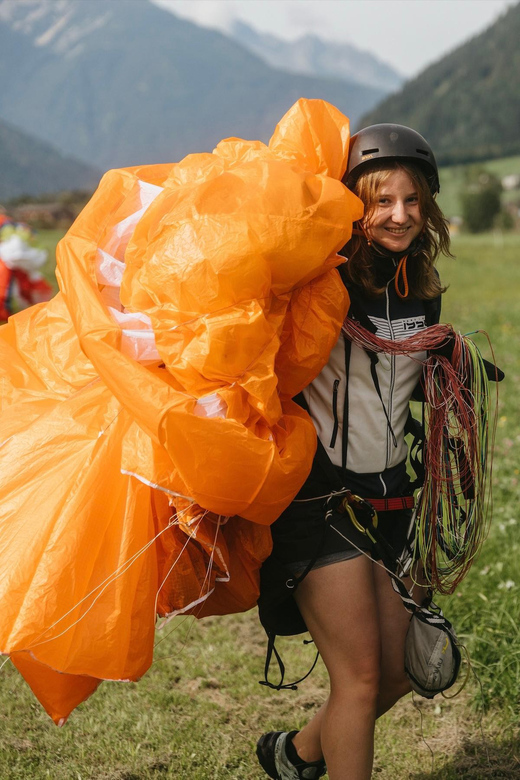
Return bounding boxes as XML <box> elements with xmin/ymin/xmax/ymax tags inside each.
<box><xmin>292</xmin><ymin>555</ymin><xmax>381</xmax><ymax>780</ymax></box>
<box><xmin>291</xmin><ymin>559</ymin><xmax>427</xmax><ymax>774</ymax></box>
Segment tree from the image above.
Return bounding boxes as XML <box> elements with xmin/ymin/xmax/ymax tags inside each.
<box><xmin>460</xmin><ymin>169</ymin><xmax>502</xmax><ymax>233</ymax></box>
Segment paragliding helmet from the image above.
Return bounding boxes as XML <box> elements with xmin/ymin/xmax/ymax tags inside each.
<box><xmin>344</xmin><ymin>124</ymin><xmax>440</xmax><ymax>195</ymax></box>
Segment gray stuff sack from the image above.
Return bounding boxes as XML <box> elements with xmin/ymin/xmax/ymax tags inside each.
<box><xmin>404</xmin><ymin>609</ymin><xmax>461</xmax><ymax>698</ymax></box>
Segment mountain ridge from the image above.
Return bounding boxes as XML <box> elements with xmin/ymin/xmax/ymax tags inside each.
<box><xmin>229</xmin><ymin>20</ymin><xmax>404</xmax><ymax>93</ymax></box>
<box><xmin>0</xmin><ymin>115</ymin><xmax>100</xmax><ymax>200</ymax></box>
<box><xmin>0</xmin><ymin>0</ymin><xmax>385</xmax><ymax>172</ymax></box>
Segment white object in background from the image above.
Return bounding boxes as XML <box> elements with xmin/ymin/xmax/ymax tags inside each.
<box><xmin>0</xmin><ymin>234</ymin><xmax>47</xmax><ymax>272</ymax></box>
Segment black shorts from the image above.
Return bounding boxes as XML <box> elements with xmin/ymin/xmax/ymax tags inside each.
<box><xmin>270</xmin><ymin>458</ymin><xmax>414</xmax><ymax>574</ymax></box>
<box><xmin>258</xmin><ymin>466</ymin><xmax>415</xmax><ymax>638</ymax></box>
<box><xmin>271</xmin><ymin>495</ymin><xmax>413</xmax><ymax>574</ymax></box>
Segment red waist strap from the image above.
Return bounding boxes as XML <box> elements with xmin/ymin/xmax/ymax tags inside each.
<box><xmin>364</xmin><ymin>495</ymin><xmax>415</xmax><ymax>512</ymax></box>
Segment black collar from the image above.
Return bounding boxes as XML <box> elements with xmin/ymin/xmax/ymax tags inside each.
<box><xmin>369</xmin><ymin>233</ymin><xmax>425</xmax><ymax>263</ymax></box>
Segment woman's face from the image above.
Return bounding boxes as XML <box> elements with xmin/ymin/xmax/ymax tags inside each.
<box><xmin>364</xmin><ymin>168</ymin><xmax>424</xmax><ymax>253</ymax></box>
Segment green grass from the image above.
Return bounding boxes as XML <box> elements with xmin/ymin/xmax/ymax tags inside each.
<box><xmin>435</xmin><ymin>235</ymin><xmax>520</xmax><ymax>720</ymax></box>
<box><xmin>438</xmin><ymin>155</ymin><xmax>520</xmax><ymax>219</ymax></box>
<box><xmin>0</xmin><ymin>233</ymin><xmax>519</xmax><ymax>778</ymax></box>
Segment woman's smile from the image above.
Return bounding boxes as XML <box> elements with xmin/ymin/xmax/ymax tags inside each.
<box><xmin>365</xmin><ymin>169</ymin><xmax>424</xmax><ymax>252</ymax></box>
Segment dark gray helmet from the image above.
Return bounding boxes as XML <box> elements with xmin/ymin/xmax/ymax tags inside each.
<box><xmin>344</xmin><ymin>123</ymin><xmax>440</xmax><ymax>194</ymax></box>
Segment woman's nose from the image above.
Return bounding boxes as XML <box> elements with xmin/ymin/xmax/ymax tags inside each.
<box><xmin>391</xmin><ymin>201</ymin><xmax>408</xmax><ymax>223</ymax></box>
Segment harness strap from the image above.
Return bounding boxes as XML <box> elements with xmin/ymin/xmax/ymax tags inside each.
<box><xmin>259</xmin><ymin>633</ymin><xmax>320</xmax><ymax>691</ymax></box>
<box><xmin>348</xmin><ymin>511</ymin><xmax>453</xmax><ymax>629</ymax></box>
<box><xmin>405</xmin><ymin>407</ymin><xmax>426</xmax><ymax>491</ymax></box>
<box><xmin>363</xmin><ymin>495</ymin><xmax>415</xmax><ymax>512</ymax></box>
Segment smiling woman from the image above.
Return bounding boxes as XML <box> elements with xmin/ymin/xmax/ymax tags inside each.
<box><xmin>339</xmin><ymin>126</ymin><xmax>451</xmax><ymax>303</ymax></box>
<box><xmin>256</xmin><ymin>123</ymin><xmax>459</xmax><ymax>780</ymax></box>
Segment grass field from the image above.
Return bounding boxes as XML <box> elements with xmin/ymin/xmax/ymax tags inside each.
<box><xmin>0</xmin><ymin>232</ymin><xmax>519</xmax><ymax>778</ymax></box>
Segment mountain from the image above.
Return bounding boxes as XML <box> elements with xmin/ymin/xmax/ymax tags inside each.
<box><xmin>358</xmin><ymin>3</ymin><xmax>520</xmax><ymax>165</ymax></box>
<box><xmin>229</xmin><ymin>20</ymin><xmax>403</xmax><ymax>94</ymax></box>
<box><xmin>0</xmin><ymin>0</ymin><xmax>385</xmax><ymax>172</ymax></box>
<box><xmin>0</xmin><ymin>117</ymin><xmax>100</xmax><ymax>200</ymax></box>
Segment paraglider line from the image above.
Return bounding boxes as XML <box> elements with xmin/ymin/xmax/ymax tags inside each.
<box><xmin>153</xmin><ymin>516</ymin><xmax>227</xmax><ymax>659</ymax></box>
<box><xmin>121</xmin><ymin>469</ymin><xmax>196</xmax><ymax>502</ymax></box>
<box><xmin>153</xmin><ymin>511</ymin><xmax>209</xmax><ymax>620</ymax></box>
<box><xmin>21</xmin><ymin>504</ymin><xmax>194</xmax><ymax>652</ymax></box>
<box><xmin>154</xmin><ymin>513</ymin><xmax>227</xmax><ymax>637</ymax></box>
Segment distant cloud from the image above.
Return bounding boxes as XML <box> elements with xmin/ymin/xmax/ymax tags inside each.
<box><xmin>282</xmin><ymin>2</ymin><xmax>323</xmax><ymax>37</ymax></box>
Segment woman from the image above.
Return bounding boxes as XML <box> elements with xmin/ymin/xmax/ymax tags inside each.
<box><xmin>256</xmin><ymin>124</ymin><xmax>451</xmax><ymax>780</ymax></box>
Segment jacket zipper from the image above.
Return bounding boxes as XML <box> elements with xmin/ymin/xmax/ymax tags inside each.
<box><xmin>385</xmin><ymin>284</ymin><xmax>396</xmax><ymax>468</ymax></box>
<box><xmin>329</xmin><ymin>378</ymin><xmax>340</xmax><ymax>448</ymax></box>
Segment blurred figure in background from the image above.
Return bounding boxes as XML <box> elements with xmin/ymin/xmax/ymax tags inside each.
<box><xmin>0</xmin><ymin>215</ymin><xmax>52</xmax><ymax>321</ymax></box>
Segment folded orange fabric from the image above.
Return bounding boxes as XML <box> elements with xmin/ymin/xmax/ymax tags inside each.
<box><xmin>0</xmin><ymin>99</ymin><xmax>362</xmax><ymax>722</ymax></box>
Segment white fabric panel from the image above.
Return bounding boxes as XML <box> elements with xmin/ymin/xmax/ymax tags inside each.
<box><xmin>103</xmin><ymin>180</ymin><xmax>163</xmax><ymax>261</ymax></box>
<box><xmin>138</xmin><ymin>180</ymin><xmax>164</xmax><ymax>209</ymax></box>
<box><xmin>108</xmin><ymin>306</ymin><xmax>153</xmax><ymax>329</ymax></box>
<box><xmin>194</xmin><ymin>393</ymin><xmax>228</xmax><ymax>419</ymax></box>
<box><xmin>120</xmin><ymin>329</ymin><xmax>161</xmax><ymax>363</ymax></box>
<box><xmin>95</xmin><ymin>249</ymin><xmax>125</xmax><ymax>287</ymax></box>
<box><xmin>95</xmin><ymin>180</ymin><xmax>164</xmax><ymax>363</ymax></box>
<box><xmin>107</xmin><ymin>306</ymin><xmax>161</xmax><ymax>363</ymax></box>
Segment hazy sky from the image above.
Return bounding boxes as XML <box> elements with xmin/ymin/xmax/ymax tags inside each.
<box><xmin>153</xmin><ymin>0</ymin><xmax>515</xmax><ymax>77</ymax></box>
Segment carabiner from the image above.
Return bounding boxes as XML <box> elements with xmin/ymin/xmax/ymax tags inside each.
<box><xmin>341</xmin><ymin>494</ymin><xmax>379</xmax><ymax>543</ymax></box>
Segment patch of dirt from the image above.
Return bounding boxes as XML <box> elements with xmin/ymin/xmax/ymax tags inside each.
<box><xmin>6</xmin><ymin>737</ymin><xmax>34</xmax><ymax>751</ymax></box>
<box><xmin>379</xmin><ymin>691</ymin><xmax>520</xmax><ymax>779</ymax></box>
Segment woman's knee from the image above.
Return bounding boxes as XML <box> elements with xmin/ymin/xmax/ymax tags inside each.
<box><xmin>327</xmin><ymin>653</ymin><xmax>381</xmax><ymax>704</ymax></box>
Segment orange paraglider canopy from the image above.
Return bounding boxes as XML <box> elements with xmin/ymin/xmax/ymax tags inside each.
<box><xmin>0</xmin><ymin>98</ymin><xmax>363</xmax><ymax>723</ymax></box>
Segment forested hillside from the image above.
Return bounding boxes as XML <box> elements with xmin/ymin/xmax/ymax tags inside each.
<box><xmin>359</xmin><ymin>3</ymin><xmax>520</xmax><ymax>164</ymax></box>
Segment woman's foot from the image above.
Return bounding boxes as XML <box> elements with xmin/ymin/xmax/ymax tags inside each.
<box><xmin>256</xmin><ymin>730</ymin><xmax>326</xmax><ymax>779</ymax></box>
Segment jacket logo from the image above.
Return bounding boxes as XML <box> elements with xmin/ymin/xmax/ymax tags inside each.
<box><xmin>368</xmin><ymin>315</ymin><xmax>426</xmax><ymax>340</ymax></box>
<box><xmin>403</xmin><ymin>317</ymin><xmax>425</xmax><ymax>331</ymax></box>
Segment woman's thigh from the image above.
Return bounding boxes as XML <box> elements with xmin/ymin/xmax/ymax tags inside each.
<box><xmin>294</xmin><ymin>554</ymin><xmax>381</xmax><ymax>688</ymax></box>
